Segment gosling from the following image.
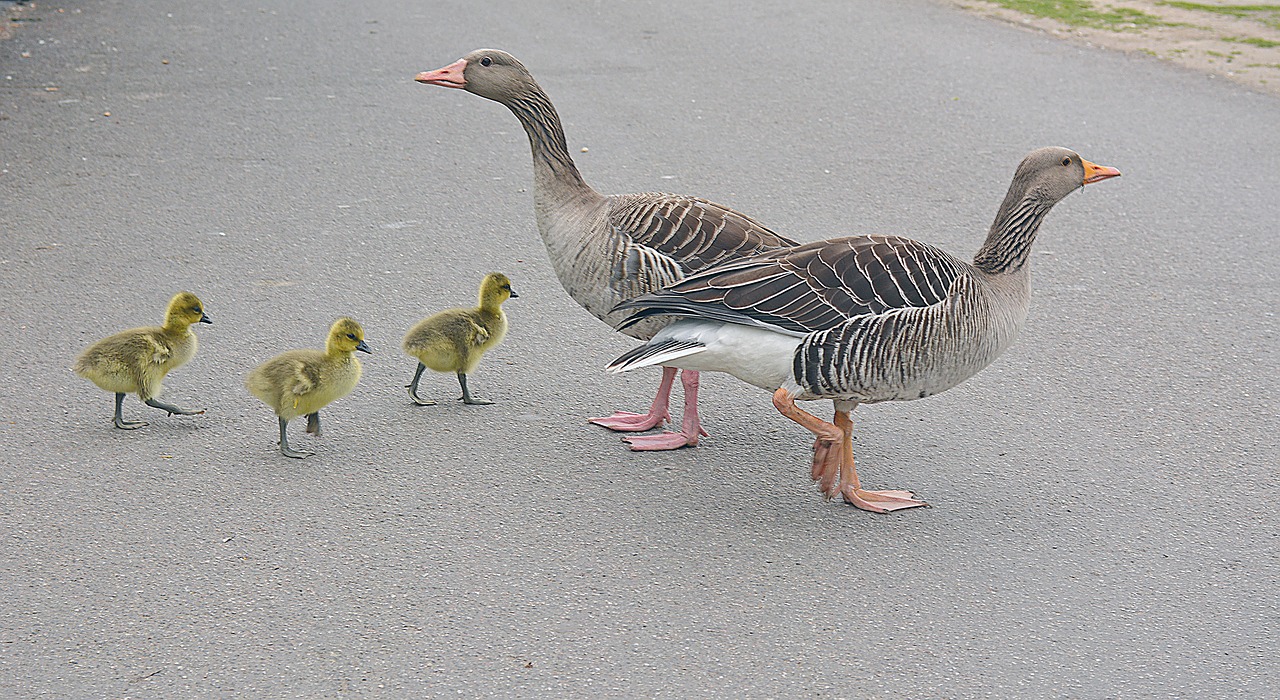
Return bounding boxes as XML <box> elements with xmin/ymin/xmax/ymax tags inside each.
<box><xmin>245</xmin><ymin>317</ymin><xmax>371</xmax><ymax>459</ymax></box>
<box><xmin>402</xmin><ymin>272</ymin><xmax>517</xmax><ymax>406</ymax></box>
<box><xmin>74</xmin><ymin>291</ymin><xmax>212</xmax><ymax>429</ymax></box>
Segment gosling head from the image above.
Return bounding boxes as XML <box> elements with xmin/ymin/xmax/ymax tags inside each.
<box><xmin>165</xmin><ymin>291</ymin><xmax>212</xmax><ymax>327</ymax></box>
<box><xmin>327</xmin><ymin>317</ymin><xmax>372</xmax><ymax>355</ymax></box>
<box><xmin>415</xmin><ymin>49</ymin><xmax>537</xmax><ymax>105</ymax></box>
<box><xmin>1011</xmin><ymin>147</ymin><xmax>1121</xmax><ymax>206</ymax></box>
<box><xmin>479</xmin><ymin>272</ymin><xmax>519</xmax><ymax>308</ymax></box>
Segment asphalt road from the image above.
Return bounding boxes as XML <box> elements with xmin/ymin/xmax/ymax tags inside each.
<box><xmin>2</xmin><ymin>0</ymin><xmax>1277</xmax><ymax>697</ymax></box>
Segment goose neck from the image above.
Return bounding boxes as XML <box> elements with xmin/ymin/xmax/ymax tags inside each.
<box><xmin>972</xmin><ymin>193</ymin><xmax>1052</xmax><ymax>275</ymax></box>
<box><xmin>504</xmin><ymin>86</ymin><xmax>592</xmax><ymax>195</ymax></box>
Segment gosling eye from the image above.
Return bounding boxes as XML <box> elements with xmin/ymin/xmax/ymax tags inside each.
<box><xmin>346</xmin><ymin>333</ymin><xmax>357</xmax><ymax>340</ymax></box>
<box><xmin>1061</xmin><ymin>156</ymin><xmax>1072</xmax><ymax>167</ymax></box>
<box><xmin>480</xmin><ymin>56</ymin><xmax>493</xmax><ymax>67</ymax></box>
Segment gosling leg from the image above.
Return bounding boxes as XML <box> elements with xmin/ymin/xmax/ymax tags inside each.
<box><xmin>143</xmin><ymin>397</ymin><xmax>205</xmax><ymax>417</ymax></box>
<box><xmin>457</xmin><ymin>373</ymin><xmax>493</xmax><ymax>405</ymax></box>
<box><xmin>305</xmin><ymin>411</ymin><xmax>321</xmax><ymax>437</ymax></box>
<box><xmin>278</xmin><ymin>417</ymin><xmax>311</xmax><ymax>459</ymax></box>
<box><xmin>406</xmin><ymin>362</ymin><xmax>436</xmax><ymax>406</ymax></box>
<box><xmin>112</xmin><ymin>392</ymin><xmax>148</xmax><ymax>430</ymax></box>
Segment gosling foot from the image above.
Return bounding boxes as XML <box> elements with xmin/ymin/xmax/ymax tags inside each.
<box><xmin>406</xmin><ymin>363</ymin><xmax>437</xmax><ymax>405</ymax></box>
<box><xmin>144</xmin><ymin>398</ymin><xmax>205</xmax><ymax>417</ymax></box>
<box><xmin>111</xmin><ymin>392</ymin><xmax>148</xmax><ymax>429</ymax></box>
<box><xmin>457</xmin><ymin>373</ymin><xmax>493</xmax><ymax>406</ymax></box>
<box><xmin>406</xmin><ymin>385</ymin><xmax>438</xmax><ymax>406</ymax></box>
<box><xmin>277</xmin><ymin>417</ymin><xmax>312</xmax><ymax>459</ymax></box>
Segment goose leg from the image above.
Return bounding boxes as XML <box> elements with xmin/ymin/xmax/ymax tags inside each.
<box><xmin>458</xmin><ymin>373</ymin><xmax>493</xmax><ymax>405</ymax></box>
<box><xmin>112</xmin><ymin>392</ymin><xmax>148</xmax><ymax>430</ymax></box>
<box><xmin>771</xmin><ymin>389</ymin><xmax>926</xmax><ymax>513</ymax></box>
<box><xmin>622</xmin><ymin>370</ymin><xmax>709</xmax><ymax>451</ymax></box>
<box><xmin>305</xmin><ymin>411</ymin><xmax>321</xmax><ymax>437</ymax></box>
<box><xmin>144</xmin><ymin>397</ymin><xmax>205</xmax><ymax>417</ymax></box>
<box><xmin>406</xmin><ymin>362</ymin><xmax>437</xmax><ymax>406</ymax></box>
<box><xmin>832</xmin><ymin>407</ymin><xmax>926</xmax><ymax>512</ymax></box>
<box><xmin>588</xmin><ymin>366</ymin><xmax>676</xmax><ymax>432</ymax></box>
<box><xmin>278</xmin><ymin>417</ymin><xmax>311</xmax><ymax>459</ymax></box>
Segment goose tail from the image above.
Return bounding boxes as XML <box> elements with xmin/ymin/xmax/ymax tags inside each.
<box><xmin>606</xmin><ymin>339</ymin><xmax>706</xmax><ymax>374</ymax></box>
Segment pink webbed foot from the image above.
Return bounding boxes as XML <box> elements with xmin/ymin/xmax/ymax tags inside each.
<box><xmin>588</xmin><ymin>410</ymin><xmax>669</xmax><ymax>432</ymax></box>
<box><xmin>842</xmin><ymin>487</ymin><xmax>928</xmax><ymax>513</ymax></box>
<box><xmin>621</xmin><ymin>424</ymin><xmax>709</xmax><ymax>451</ymax></box>
<box><xmin>620</xmin><ymin>369</ymin><xmax>708</xmax><ymax>451</ymax></box>
<box><xmin>589</xmin><ymin>366</ymin><xmax>676</xmax><ymax>433</ymax></box>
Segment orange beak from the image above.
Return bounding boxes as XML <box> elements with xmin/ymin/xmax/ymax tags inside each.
<box><xmin>414</xmin><ymin>58</ymin><xmax>468</xmax><ymax>89</ymax></box>
<box><xmin>1082</xmin><ymin>158</ymin><xmax>1121</xmax><ymax>185</ymax></box>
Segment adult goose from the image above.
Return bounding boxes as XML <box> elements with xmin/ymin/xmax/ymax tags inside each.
<box><xmin>608</xmin><ymin>147</ymin><xmax>1120</xmax><ymax>512</ymax></box>
<box><xmin>415</xmin><ymin>49</ymin><xmax>799</xmax><ymax>450</ymax></box>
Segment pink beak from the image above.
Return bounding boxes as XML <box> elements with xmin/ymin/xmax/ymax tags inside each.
<box><xmin>415</xmin><ymin>58</ymin><xmax>468</xmax><ymax>89</ymax></box>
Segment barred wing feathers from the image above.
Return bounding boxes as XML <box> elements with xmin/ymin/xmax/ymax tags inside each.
<box><xmin>615</xmin><ymin>235</ymin><xmax>968</xmax><ymax>334</ymax></box>
<box><xmin>607</xmin><ymin>194</ymin><xmax>800</xmax><ymax>300</ymax></box>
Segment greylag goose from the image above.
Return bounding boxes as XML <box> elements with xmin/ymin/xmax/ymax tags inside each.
<box><xmin>415</xmin><ymin>49</ymin><xmax>799</xmax><ymax>450</ymax></box>
<box><xmin>245</xmin><ymin>317</ymin><xmax>371</xmax><ymax>459</ymax></box>
<box><xmin>73</xmin><ymin>291</ymin><xmax>212</xmax><ymax>429</ymax></box>
<box><xmin>608</xmin><ymin>148</ymin><xmax>1121</xmax><ymax>512</ymax></box>
<box><xmin>403</xmin><ymin>272</ymin><xmax>518</xmax><ymax>406</ymax></box>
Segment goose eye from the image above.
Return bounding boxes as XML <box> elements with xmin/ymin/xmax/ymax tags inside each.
<box><xmin>193</xmin><ymin>307</ymin><xmax>201</xmax><ymax>313</ymax></box>
<box><xmin>1061</xmin><ymin>156</ymin><xmax>1072</xmax><ymax>166</ymax></box>
<box><xmin>346</xmin><ymin>333</ymin><xmax>357</xmax><ymax>340</ymax></box>
<box><xmin>480</xmin><ymin>56</ymin><xmax>492</xmax><ymax>67</ymax></box>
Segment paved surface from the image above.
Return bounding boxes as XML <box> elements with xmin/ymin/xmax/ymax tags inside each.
<box><xmin>2</xmin><ymin>0</ymin><xmax>1277</xmax><ymax>696</ymax></box>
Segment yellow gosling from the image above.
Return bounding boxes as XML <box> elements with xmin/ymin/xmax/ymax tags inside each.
<box><xmin>74</xmin><ymin>291</ymin><xmax>212</xmax><ymax>429</ymax></box>
<box><xmin>402</xmin><ymin>272</ymin><xmax>517</xmax><ymax>406</ymax></box>
<box><xmin>245</xmin><ymin>317</ymin><xmax>371</xmax><ymax>459</ymax></box>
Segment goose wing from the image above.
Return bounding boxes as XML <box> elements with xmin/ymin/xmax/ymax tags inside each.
<box><xmin>607</xmin><ymin>194</ymin><xmax>800</xmax><ymax>299</ymax></box>
<box><xmin>615</xmin><ymin>235</ymin><xmax>968</xmax><ymax>333</ymax></box>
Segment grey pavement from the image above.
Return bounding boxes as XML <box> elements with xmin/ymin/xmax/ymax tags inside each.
<box><xmin>1</xmin><ymin>0</ymin><xmax>1277</xmax><ymax>697</ymax></box>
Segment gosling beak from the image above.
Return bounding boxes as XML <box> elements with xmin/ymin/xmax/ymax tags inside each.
<box><xmin>356</xmin><ymin>340</ymin><xmax>372</xmax><ymax>354</ymax></box>
<box><xmin>509</xmin><ymin>289</ymin><xmax>520</xmax><ymax>299</ymax></box>
<box><xmin>415</xmin><ymin>59</ymin><xmax>467</xmax><ymax>89</ymax></box>
<box><xmin>1082</xmin><ymin>158</ymin><xmax>1122</xmax><ymax>185</ymax></box>
<box><xmin>200</xmin><ymin>313</ymin><xmax>213</xmax><ymax>324</ymax></box>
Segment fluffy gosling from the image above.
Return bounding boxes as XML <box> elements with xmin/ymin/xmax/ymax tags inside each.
<box><xmin>245</xmin><ymin>317</ymin><xmax>371</xmax><ymax>459</ymax></box>
<box><xmin>402</xmin><ymin>272</ymin><xmax>517</xmax><ymax>406</ymax></box>
<box><xmin>74</xmin><ymin>291</ymin><xmax>212</xmax><ymax>429</ymax></box>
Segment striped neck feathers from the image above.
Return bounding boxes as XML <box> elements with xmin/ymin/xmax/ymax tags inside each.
<box><xmin>504</xmin><ymin>85</ymin><xmax>590</xmax><ymax>192</ymax></box>
<box><xmin>973</xmin><ymin>189</ymin><xmax>1055</xmax><ymax>275</ymax></box>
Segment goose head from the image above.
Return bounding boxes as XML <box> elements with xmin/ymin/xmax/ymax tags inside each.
<box><xmin>1009</xmin><ymin>147</ymin><xmax>1121</xmax><ymax>206</ymax></box>
<box><xmin>327</xmin><ymin>317</ymin><xmax>372</xmax><ymax>355</ymax></box>
<box><xmin>479</xmin><ymin>272</ymin><xmax>519</xmax><ymax>308</ymax></box>
<box><xmin>415</xmin><ymin>49</ymin><xmax>536</xmax><ymax>104</ymax></box>
<box><xmin>165</xmin><ymin>291</ymin><xmax>212</xmax><ymax>327</ymax></box>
